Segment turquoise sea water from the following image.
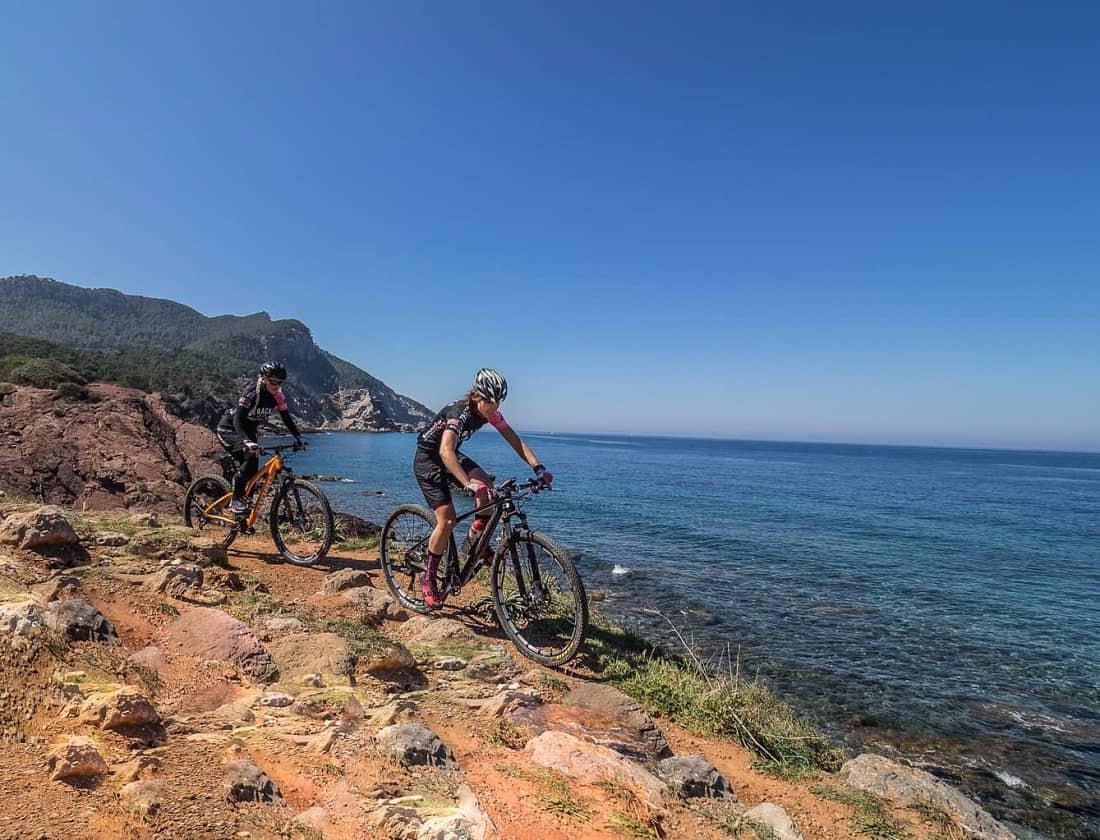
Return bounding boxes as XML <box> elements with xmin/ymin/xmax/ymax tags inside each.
<box><xmin>286</xmin><ymin>431</ymin><xmax>1100</xmax><ymax>838</ymax></box>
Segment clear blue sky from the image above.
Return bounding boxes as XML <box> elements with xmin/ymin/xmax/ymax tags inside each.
<box><xmin>2</xmin><ymin>2</ymin><xmax>1098</xmax><ymax>450</ymax></box>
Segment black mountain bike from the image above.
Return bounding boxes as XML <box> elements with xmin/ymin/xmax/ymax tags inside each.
<box><xmin>380</xmin><ymin>477</ymin><xmax>588</xmax><ymax>666</ymax></box>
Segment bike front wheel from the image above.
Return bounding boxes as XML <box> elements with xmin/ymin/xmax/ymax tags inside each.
<box><xmin>380</xmin><ymin>504</ymin><xmax>439</xmax><ymax>615</ymax></box>
<box><xmin>269</xmin><ymin>478</ymin><xmax>334</xmax><ymax>565</ymax></box>
<box><xmin>183</xmin><ymin>475</ymin><xmax>238</xmax><ymax>549</ymax></box>
<box><xmin>492</xmin><ymin>530</ymin><xmax>588</xmax><ymax>666</ymax></box>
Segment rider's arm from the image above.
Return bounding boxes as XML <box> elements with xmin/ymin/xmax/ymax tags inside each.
<box><xmin>492</xmin><ymin>414</ymin><xmax>541</xmax><ymax>470</ymax></box>
<box><xmin>439</xmin><ymin>430</ymin><xmax>474</xmax><ymax>487</ymax></box>
<box><xmin>274</xmin><ymin>389</ymin><xmax>302</xmax><ymax>439</ymax></box>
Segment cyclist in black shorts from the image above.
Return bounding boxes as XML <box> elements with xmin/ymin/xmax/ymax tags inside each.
<box><xmin>414</xmin><ymin>368</ymin><xmax>553</xmax><ymax>608</ymax></box>
<box><xmin>216</xmin><ymin>361</ymin><xmax>307</xmax><ymax>513</ymax></box>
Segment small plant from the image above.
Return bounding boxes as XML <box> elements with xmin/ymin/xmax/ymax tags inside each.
<box><xmin>244</xmin><ymin>811</ymin><xmax>323</xmax><ymax>840</ymax></box>
<box><xmin>318</xmin><ymin>761</ymin><xmax>344</xmax><ymax>778</ymax></box>
<box><xmin>74</xmin><ymin>644</ymin><xmax>162</xmax><ymax>694</ymax></box>
<box><xmin>811</xmin><ymin>785</ymin><xmax>911</xmax><ymax>840</ymax></box>
<box><xmin>334</xmin><ymin>536</ymin><xmax>377</xmax><ymax>552</ymax></box>
<box><xmin>540</xmin><ymin>672</ymin><xmax>569</xmax><ymax>693</ymax></box>
<box><xmin>911</xmin><ymin>798</ymin><xmax>963</xmax><ymax>839</ymax></box>
<box><xmin>485</xmin><ymin>718</ymin><xmax>527</xmax><ymax>750</ymax></box>
<box><xmin>544</xmin><ymin>789</ymin><xmax>593</xmax><ymax>823</ymax></box>
<box><xmin>607</xmin><ymin>811</ymin><xmax>662</xmax><ymax>839</ymax></box>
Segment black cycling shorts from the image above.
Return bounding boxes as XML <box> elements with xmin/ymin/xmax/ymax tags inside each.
<box><xmin>413</xmin><ymin>449</ymin><xmax>482</xmax><ymax>509</ymax></box>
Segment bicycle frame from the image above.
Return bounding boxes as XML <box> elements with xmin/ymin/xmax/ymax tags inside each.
<box><xmin>426</xmin><ymin>481</ymin><xmax>545</xmax><ymax>597</ymax></box>
<box><xmin>202</xmin><ymin>449</ymin><xmax>288</xmax><ymax>529</ymax></box>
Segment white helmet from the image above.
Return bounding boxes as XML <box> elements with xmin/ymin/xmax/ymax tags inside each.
<box><xmin>473</xmin><ymin>368</ymin><xmax>508</xmax><ymax>402</ymax></box>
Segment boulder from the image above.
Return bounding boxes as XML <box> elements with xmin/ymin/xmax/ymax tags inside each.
<box><xmin>416</xmin><ymin>784</ymin><xmax>498</xmax><ymax>840</ymax></box>
<box><xmin>142</xmin><ymin>564</ymin><xmax>204</xmax><ymax>598</ymax></box>
<box><xmin>29</xmin><ymin>574</ymin><xmax>81</xmax><ymax>603</ymax></box>
<box><xmin>360</xmin><ymin>639</ymin><xmax>417</xmax><ymax>674</ymax></box>
<box><xmin>406</xmin><ymin>616</ymin><xmax>477</xmax><ymax>647</ymax></box>
<box><xmin>561</xmin><ymin>682</ymin><xmax>671</xmax><ymax>760</ymax></box>
<box><xmin>526</xmin><ymin>731</ymin><xmax>666</xmax><ymax>808</ymax></box>
<box><xmin>264</xmin><ymin>615</ymin><xmax>304</xmax><ymax>633</ymax></box>
<box><xmin>79</xmin><ymin>687</ymin><xmax>160</xmax><ymax>730</ymax></box>
<box><xmin>371</xmin><ymin>803</ymin><xmax>422</xmax><ymax>839</ymax></box>
<box><xmin>119</xmin><ymin>780</ymin><xmax>167</xmax><ymax>817</ymax></box>
<box><xmin>165</xmin><ymin>607</ymin><xmax>277</xmax><ymax>681</ymax></box>
<box><xmin>46</xmin><ymin>736</ymin><xmax>108</xmax><ymax>782</ymax></box>
<box><xmin>321</xmin><ymin>568</ymin><xmax>371</xmax><ymax>593</ymax></box>
<box><xmin>480</xmin><ymin>688</ymin><xmax>542</xmax><ymax>719</ymax></box>
<box><xmin>294</xmin><ymin>806</ymin><xmax>331</xmax><ymax>833</ymax></box>
<box><xmin>223</xmin><ymin>758</ymin><xmax>284</xmax><ymax>804</ymax></box>
<box><xmin>656</xmin><ymin>755</ymin><xmax>734</xmax><ymax>800</ymax></box>
<box><xmin>344</xmin><ymin>586</ymin><xmax>407</xmax><ymax>622</ymax></box>
<box><xmin>375</xmin><ymin>723</ymin><xmax>458</xmax><ymax>769</ymax></box>
<box><xmin>129</xmin><ymin>646</ymin><xmax>167</xmax><ymax>673</ymax></box>
<box><xmin>840</xmin><ymin>754</ymin><xmax>1015</xmax><ymax>840</ymax></box>
<box><xmin>743</xmin><ymin>803</ymin><xmax>804</xmax><ymax>840</ymax></box>
<box><xmin>0</xmin><ymin>507</ymin><xmax>79</xmax><ymax>550</ymax></box>
<box><xmin>95</xmin><ymin>532</ymin><xmax>130</xmax><ymax>547</ymax></box>
<box><xmin>333</xmin><ymin>512</ymin><xmax>381</xmax><ymax>540</ymax></box>
<box><xmin>187</xmin><ymin>535</ymin><xmax>227</xmax><ymax>566</ymax></box>
<box><xmin>364</xmin><ymin>699</ymin><xmax>419</xmax><ymax>729</ymax></box>
<box><xmin>268</xmin><ymin>632</ymin><xmax>354</xmax><ymax>684</ymax></box>
<box><xmin>41</xmin><ymin>598</ymin><xmax>119</xmax><ymax>643</ymax></box>
<box><xmin>0</xmin><ymin>598</ymin><xmax>42</xmax><ymax>636</ymax></box>
<box><xmin>116</xmin><ymin>754</ymin><xmax>162</xmax><ymax>784</ymax></box>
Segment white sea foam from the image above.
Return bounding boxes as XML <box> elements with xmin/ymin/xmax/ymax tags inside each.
<box><xmin>611</xmin><ymin>565</ymin><xmax>631</xmax><ymax>576</ymax></box>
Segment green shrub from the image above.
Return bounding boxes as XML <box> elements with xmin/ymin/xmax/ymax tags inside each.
<box><xmin>7</xmin><ymin>357</ymin><xmax>85</xmax><ymax>388</ymax></box>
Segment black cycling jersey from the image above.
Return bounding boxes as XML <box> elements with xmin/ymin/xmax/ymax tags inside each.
<box><xmin>416</xmin><ymin>399</ymin><xmax>505</xmax><ymax>457</ymax></box>
<box><xmin>217</xmin><ymin>382</ymin><xmax>300</xmax><ymax>443</ymax></box>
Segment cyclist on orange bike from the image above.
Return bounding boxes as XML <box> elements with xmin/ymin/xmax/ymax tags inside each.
<box><xmin>414</xmin><ymin>368</ymin><xmax>553</xmax><ymax>608</ymax></box>
<box><xmin>216</xmin><ymin>361</ymin><xmax>307</xmax><ymax>514</ymax></box>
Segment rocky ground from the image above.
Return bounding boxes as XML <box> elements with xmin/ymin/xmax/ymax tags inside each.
<box><xmin>0</xmin><ymin>499</ymin><xmax>1017</xmax><ymax>840</ymax></box>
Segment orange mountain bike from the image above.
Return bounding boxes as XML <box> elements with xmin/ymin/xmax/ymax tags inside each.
<box><xmin>183</xmin><ymin>441</ymin><xmax>334</xmax><ymax>565</ymax></box>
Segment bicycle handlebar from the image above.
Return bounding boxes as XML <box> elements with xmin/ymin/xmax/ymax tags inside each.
<box><xmin>493</xmin><ymin>476</ymin><xmax>550</xmax><ymax>499</ymax></box>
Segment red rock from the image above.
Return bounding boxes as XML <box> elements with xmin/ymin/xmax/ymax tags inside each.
<box><xmin>0</xmin><ymin>383</ymin><xmax>219</xmax><ymax>513</ymax></box>
<box><xmin>165</xmin><ymin>607</ymin><xmax>277</xmax><ymax>681</ymax></box>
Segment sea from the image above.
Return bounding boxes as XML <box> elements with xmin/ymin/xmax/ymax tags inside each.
<box><xmin>286</xmin><ymin>430</ymin><xmax>1100</xmax><ymax>838</ymax></box>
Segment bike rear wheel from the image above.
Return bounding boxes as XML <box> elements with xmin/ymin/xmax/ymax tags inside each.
<box><xmin>492</xmin><ymin>530</ymin><xmax>588</xmax><ymax>666</ymax></box>
<box><xmin>269</xmin><ymin>478</ymin><xmax>334</xmax><ymax>565</ymax></box>
<box><xmin>183</xmin><ymin>475</ymin><xmax>238</xmax><ymax>549</ymax></box>
<box><xmin>380</xmin><ymin>504</ymin><xmax>439</xmax><ymax>615</ymax></box>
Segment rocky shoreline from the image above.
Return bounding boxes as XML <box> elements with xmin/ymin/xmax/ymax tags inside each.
<box><xmin>0</xmin><ymin>497</ymin><xmax>1019</xmax><ymax>839</ymax></box>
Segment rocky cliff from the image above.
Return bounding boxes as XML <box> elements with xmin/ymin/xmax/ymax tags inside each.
<box><xmin>0</xmin><ymin>381</ymin><xmax>220</xmax><ymax>512</ymax></box>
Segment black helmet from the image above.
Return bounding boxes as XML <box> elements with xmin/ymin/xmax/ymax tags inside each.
<box><xmin>260</xmin><ymin>361</ymin><xmax>287</xmax><ymax>381</ymax></box>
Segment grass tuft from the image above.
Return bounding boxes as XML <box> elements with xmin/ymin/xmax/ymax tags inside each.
<box><xmin>911</xmin><ymin>797</ymin><xmax>963</xmax><ymax>839</ymax></box>
<box><xmin>811</xmin><ymin>785</ymin><xmax>911</xmax><ymax>839</ymax></box>
<box><xmin>485</xmin><ymin>718</ymin><xmax>528</xmax><ymax>750</ymax></box>
<box><xmin>584</xmin><ymin>612</ymin><xmax>842</xmax><ymax>777</ymax></box>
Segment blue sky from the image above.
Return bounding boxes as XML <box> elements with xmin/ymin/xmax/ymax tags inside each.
<box><xmin>2</xmin><ymin>2</ymin><xmax>1098</xmax><ymax>449</ymax></box>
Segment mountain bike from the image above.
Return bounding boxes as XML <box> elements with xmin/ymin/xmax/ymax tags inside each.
<box><xmin>380</xmin><ymin>477</ymin><xmax>588</xmax><ymax>666</ymax></box>
<box><xmin>183</xmin><ymin>441</ymin><xmax>334</xmax><ymax>565</ymax></box>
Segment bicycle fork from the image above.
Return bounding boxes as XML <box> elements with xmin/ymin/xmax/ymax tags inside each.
<box><xmin>504</xmin><ymin>511</ymin><xmax>548</xmax><ymax>602</ymax></box>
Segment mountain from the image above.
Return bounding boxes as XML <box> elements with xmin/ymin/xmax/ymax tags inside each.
<box><xmin>0</xmin><ymin>275</ymin><xmax>432</xmax><ymax>431</ymax></box>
